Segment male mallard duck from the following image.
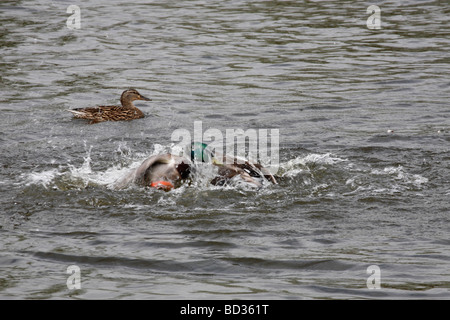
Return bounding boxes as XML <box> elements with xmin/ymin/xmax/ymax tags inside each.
<box><xmin>210</xmin><ymin>155</ymin><xmax>277</xmax><ymax>187</ymax></box>
<box><xmin>192</xmin><ymin>142</ymin><xmax>277</xmax><ymax>187</ymax></box>
<box><xmin>67</xmin><ymin>89</ymin><xmax>151</xmax><ymax>124</ymax></box>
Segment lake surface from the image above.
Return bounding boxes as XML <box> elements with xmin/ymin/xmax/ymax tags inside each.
<box><xmin>0</xmin><ymin>0</ymin><xmax>449</xmax><ymax>299</ymax></box>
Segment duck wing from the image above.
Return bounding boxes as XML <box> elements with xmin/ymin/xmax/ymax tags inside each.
<box><xmin>215</xmin><ymin>155</ymin><xmax>277</xmax><ymax>185</ymax></box>
<box><xmin>210</xmin><ymin>165</ymin><xmax>263</xmax><ymax>187</ymax></box>
<box><xmin>67</xmin><ymin>105</ymin><xmax>118</xmax><ymax>121</ymax></box>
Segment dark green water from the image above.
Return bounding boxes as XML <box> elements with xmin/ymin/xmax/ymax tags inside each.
<box><xmin>0</xmin><ymin>0</ymin><xmax>449</xmax><ymax>299</ymax></box>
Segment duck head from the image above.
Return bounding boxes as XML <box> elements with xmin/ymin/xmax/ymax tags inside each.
<box><xmin>120</xmin><ymin>88</ymin><xmax>151</xmax><ymax>107</ymax></box>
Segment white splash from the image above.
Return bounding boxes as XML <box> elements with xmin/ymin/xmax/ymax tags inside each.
<box><xmin>23</xmin><ymin>169</ymin><xmax>62</xmax><ymax>188</ymax></box>
<box><xmin>21</xmin><ymin>143</ymin><xmax>139</xmax><ymax>190</ymax></box>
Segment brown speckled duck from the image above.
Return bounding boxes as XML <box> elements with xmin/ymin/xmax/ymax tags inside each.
<box><xmin>67</xmin><ymin>89</ymin><xmax>151</xmax><ymax>124</ymax></box>
<box><xmin>113</xmin><ymin>153</ymin><xmax>191</xmax><ymax>191</ymax></box>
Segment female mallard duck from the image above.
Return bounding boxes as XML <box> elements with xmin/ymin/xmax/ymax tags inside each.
<box><xmin>67</xmin><ymin>89</ymin><xmax>151</xmax><ymax>124</ymax></box>
<box><xmin>114</xmin><ymin>153</ymin><xmax>191</xmax><ymax>191</ymax></box>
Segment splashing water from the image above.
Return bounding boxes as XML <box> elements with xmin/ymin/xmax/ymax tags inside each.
<box><xmin>20</xmin><ymin>142</ymin><xmax>428</xmax><ymax>200</ymax></box>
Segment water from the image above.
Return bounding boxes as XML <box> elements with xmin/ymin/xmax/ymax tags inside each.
<box><xmin>1</xmin><ymin>0</ymin><xmax>449</xmax><ymax>299</ymax></box>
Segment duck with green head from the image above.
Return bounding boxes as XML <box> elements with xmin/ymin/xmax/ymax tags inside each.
<box><xmin>67</xmin><ymin>89</ymin><xmax>151</xmax><ymax>124</ymax></box>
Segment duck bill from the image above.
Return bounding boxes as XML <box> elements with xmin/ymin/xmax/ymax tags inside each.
<box><xmin>139</xmin><ymin>95</ymin><xmax>151</xmax><ymax>101</ymax></box>
<box><xmin>150</xmin><ymin>181</ymin><xmax>174</xmax><ymax>191</ymax></box>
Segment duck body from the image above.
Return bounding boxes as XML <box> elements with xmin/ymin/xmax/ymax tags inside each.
<box><xmin>211</xmin><ymin>154</ymin><xmax>277</xmax><ymax>187</ymax></box>
<box><xmin>114</xmin><ymin>154</ymin><xmax>191</xmax><ymax>190</ymax></box>
<box><xmin>133</xmin><ymin>153</ymin><xmax>191</xmax><ymax>188</ymax></box>
<box><xmin>67</xmin><ymin>89</ymin><xmax>150</xmax><ymax>124</ymax></box>
<box><xmin>68</xmin><ymin>105</ymin><xmax>145</xmax><ymax>124</ymax></box>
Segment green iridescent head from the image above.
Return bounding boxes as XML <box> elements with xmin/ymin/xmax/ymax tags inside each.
<box><xmin>191</xmin><ymin>142</ymin><xmax>213</xmax><ymax>163</ymax></box>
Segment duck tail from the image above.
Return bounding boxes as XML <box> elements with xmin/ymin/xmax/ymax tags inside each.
<box><xmin>66</xmin><ymin>109</ymin><xmax>87</xmax><ymax>117</ymax></box>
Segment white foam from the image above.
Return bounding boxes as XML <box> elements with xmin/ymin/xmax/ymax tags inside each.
<box><xmin>302</xmin><ymin>153</ymin><xmax>347</xmax><ymax>165</ymax></box>
<box><xmin>280</xmin><ymin>153</ymin><xmax>347</xmax><ymax>178</ymax></box>
<box><xmin>371</xmin><ymin>166</ymin><xmax>428</xmax><ymax>186</ymax></box>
